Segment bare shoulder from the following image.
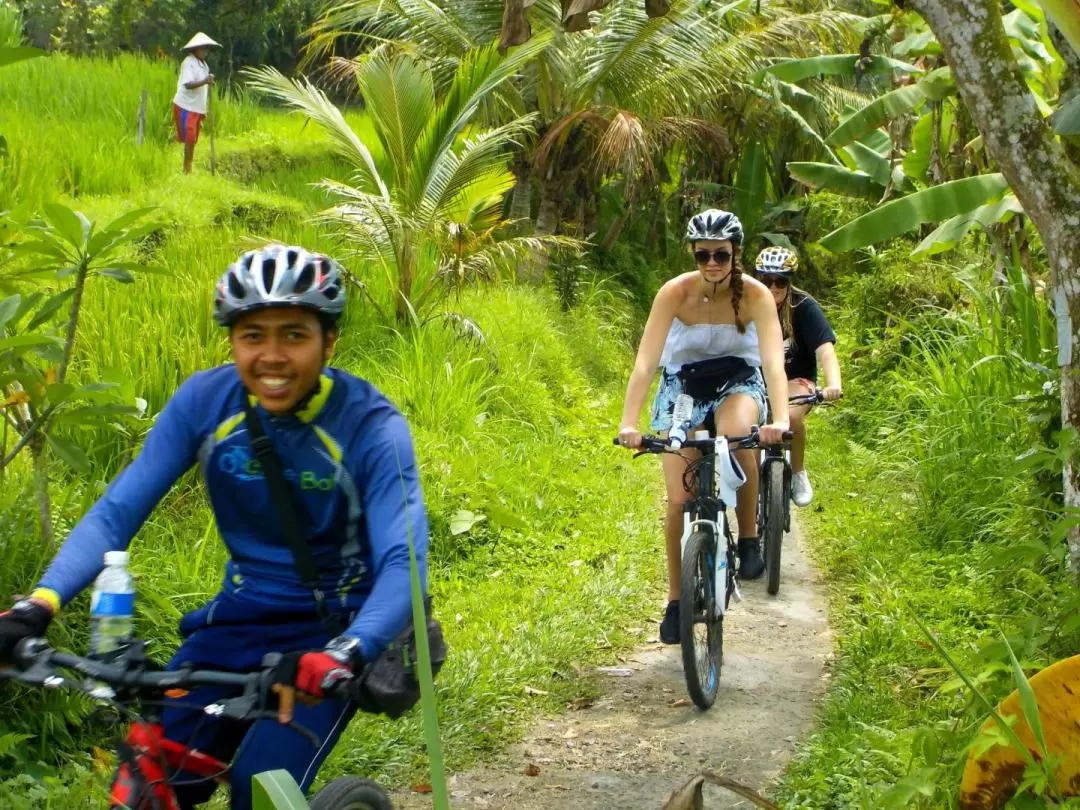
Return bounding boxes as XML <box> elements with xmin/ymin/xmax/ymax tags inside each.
<box><xmin>740</xmin><ymin>274</ymin><xmax>774</xmax><ymax>308</ymax></box>
<box><xmin>656</xmin><ymin>273</ymin><xmax>695</xmax><ymax>307</ymax></box>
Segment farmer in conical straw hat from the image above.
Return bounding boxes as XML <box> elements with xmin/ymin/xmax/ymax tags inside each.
<box><xmin>173</xmin><ymin>32</ymin><xmax>220</xmax><ymax>174</ymax></box>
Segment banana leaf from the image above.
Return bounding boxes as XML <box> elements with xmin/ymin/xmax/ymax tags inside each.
<box><xmin>818</xmin><ymin>173</ymin><xmax>1011</xmax><ymax>253</ymax></box>
<box><xmin>787</xmin><ymin>162</ymin><xmax>882</xmax><ymax>200</ymax></box>
<box><xmin>826</xmin><ymin>84</ymin><xmax>927</xmax><ymax>147</ymax></box>
<box><xmin>758</xmin><ymin>54</ymin><xmax>919</xmax><ymax>84</ymax></box>
<box><xmin>1053</xmin><ymin>94</ymin><xmax>1080</xmax><ymax>135</ymax></box>
<box><xmin>912</xmin><ymin>194</ymin><xmax>1024</xmax><ymax>256</ymax></box>
<box><xmin>1037</xmin><ymin>0</ymin><xmax>1080</xmax><ymax>58</ymax></box>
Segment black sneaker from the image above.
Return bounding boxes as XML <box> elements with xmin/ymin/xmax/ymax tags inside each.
<box><xmin>659</xmin><ymin>600</ymin><xmax>680</xmax><ymax>644</ymax></box>
<box><xmin>738</xmin><ymin>537</ymin><xmax>765</xmax><ymax>580</ymax></box>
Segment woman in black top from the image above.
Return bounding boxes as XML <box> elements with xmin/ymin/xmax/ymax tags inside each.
<box><xmin>753</xmin><ymin>246</ymin><xmax>842</xmax><ymax>507</ymax></box>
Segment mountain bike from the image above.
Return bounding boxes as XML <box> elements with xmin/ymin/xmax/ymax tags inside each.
<box><xmin>615</xmin><ymin>425</ymin><xmax>790</xmax><ymax>710</ymax></box>
<box><xmin>2</xmin><ymin>637</ymin><xmax>393</xmax><ymax>810</ymax></box>
<box><xmin>759</xmin><ymin>390</ymin><xmax>838</xmax><ymax>596</ymax></box>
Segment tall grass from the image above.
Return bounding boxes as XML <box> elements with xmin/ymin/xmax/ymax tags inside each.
<box><xmin>778</xmin><ymin>251</ymin><xmax>1077</xmax><ymax>808</ymax></box>
<box><xmin>0</xmin><ymin>52</ymin><xmax>265</xmax><ymax>212</ymax></box>
<box><xmin>0</xmin><ymin>2</ymin><xmax>22</xmax><ymax>48</ymax></box>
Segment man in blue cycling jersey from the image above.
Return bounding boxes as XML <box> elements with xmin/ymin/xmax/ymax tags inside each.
<box><xmin>0</xmin><ymin>245</ymin><xmax>429</xmax><ymax>808</ymax></box>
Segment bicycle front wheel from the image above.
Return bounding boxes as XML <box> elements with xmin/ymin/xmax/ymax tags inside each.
<box><xmin>764</xmin><ymin>459</ymin><xmax>785</xmax><ymax>596</ymax></box>
<box><xmin>679</xmin><ymin>529</ymin><xmax>722</xmax><ymax>709</ymax></box>
<box><xmin>309</xmin><ymin>776</ymin><xmax>394</xmax><ymax>810</ymax></box>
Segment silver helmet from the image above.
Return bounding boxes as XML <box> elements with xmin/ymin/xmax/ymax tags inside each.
<box><xmin>213</xmin><ymin>245</ymin><xmax>346</xmax><ymax>327</ymax></box>
<box><xmin>685</xmin><ymin>209</ymin><xmax>744</xmax><ymax>245</ymax></box>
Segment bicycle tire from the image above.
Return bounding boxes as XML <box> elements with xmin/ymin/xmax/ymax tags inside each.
<box><xmin>764</xmin><ymin>460</ymin><xmax>785</xmax><ymax>596</ymax></box>
<box><xmin>309</xmin><ymin>776</ymin><xmax>395</xmax><ymax>810</ymax></box>
<box><xmin>679</xmin><ymin>529</ymin><xmax>722</xmax><ymax>709</ymax></box>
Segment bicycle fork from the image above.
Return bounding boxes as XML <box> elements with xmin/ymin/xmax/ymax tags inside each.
<box><xmin>680</xmin><ymin>511</ymin><xmax>742</xmax><ymax>617</ymax></box>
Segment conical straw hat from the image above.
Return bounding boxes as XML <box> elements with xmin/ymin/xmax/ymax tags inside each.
<box><xmin>182</xmin><ymin>32</ymin><xmax>220</xmax><ymax>51</ymax></box>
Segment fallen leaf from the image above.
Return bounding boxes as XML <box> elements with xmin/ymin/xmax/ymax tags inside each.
<box><xmin>412</xmin><ymin>784</ymin><xmax>432</xmax><ymax>794</ymax></box>
<box><xmin>569</xmin><ymin>697</ymin><xmax>594</xmax><ymax>710</ymax></box>
<box><xmin>524</xmin><ymin>685</ymin><xmax>549</xmax><ymax>696</ymax></box>
<box><xmin>670</xmin><ymin>698</ymin><xmax>691</xmax><ymax>708</ymax></box>
<box><xmin>563</xmin><ymin>728</ymin><xmax>578</xmax><ymax>739</ymax></box>
<box><xmin>525</xmin><ymin>763</ymin><xmax>540</xmax><ymax>777</ymax></box>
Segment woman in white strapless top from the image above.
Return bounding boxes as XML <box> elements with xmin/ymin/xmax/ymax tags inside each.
<box><xmin>616</xmin><ymin>209</ymin><xmax>789</xmax><ymax>645</ymax></box>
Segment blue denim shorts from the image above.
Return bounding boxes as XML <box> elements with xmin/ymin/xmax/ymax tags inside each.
<box><xmin>650</xmin><ymin>367</ymin><xmax>768</xmax><ymax>432</ymax></box>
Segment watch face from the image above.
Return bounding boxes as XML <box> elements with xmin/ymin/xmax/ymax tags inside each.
<box><xmin>326</xmin><ymin>636</ymin><xmax>360</xmax><ymax>663</ymax></box>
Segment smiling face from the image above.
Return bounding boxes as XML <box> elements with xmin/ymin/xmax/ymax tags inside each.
<box><xmin>691</xmin><ymin>239</ymin><xmax>736</xmax><ymax>287</ymax></box>
<box><xmin>230</xmin><ymin>308</ymin><xmax>336</xmax><ymax>415</ymax></box>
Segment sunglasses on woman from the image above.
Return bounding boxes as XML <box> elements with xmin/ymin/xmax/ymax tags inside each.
<box><xmin>693</xmin><ymin>249</ymin><xmax>733</xmax><ymax>265</ymax></box>
<box><xmin>757</xmin><ymin>273</ymin><xmax>791</xmax><ymax>289</ymax></box>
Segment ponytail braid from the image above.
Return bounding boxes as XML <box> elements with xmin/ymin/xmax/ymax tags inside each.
<box><xmin>730</xmin><ymin>252</ymin><xmax>746</xmax><ymax>334</ymax></box>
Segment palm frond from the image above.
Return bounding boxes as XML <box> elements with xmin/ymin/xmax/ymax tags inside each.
<box><xmin>354</xmin><ymin>51</ymin><xmax>437</xmax><ymax>188</ymax></box>
<box><xmin>410</xmin><ymin>35</ymin><xmax>552</xmax><ymax>204</ymax></box>
<box><xmin>419</xmin><ymin>117</ymin><xmax>536</xmax><ymax>222</ymax></box>
<box><xmin>242</xmin><ymin>66</ymin><xmax>389</xmax><ymax>199</ymax></box>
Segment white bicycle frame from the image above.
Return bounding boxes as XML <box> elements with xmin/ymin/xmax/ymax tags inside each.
<box><xmin>678</xmin><ymin>432</ymin><xmax>744</xmax><ymax>615</ymax></box>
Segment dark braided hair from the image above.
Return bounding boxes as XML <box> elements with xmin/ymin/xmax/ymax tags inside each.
<box><xmin>729</xmin><ymin>252</ymin><xmax>746</xmax><ymax>334</ymax></box>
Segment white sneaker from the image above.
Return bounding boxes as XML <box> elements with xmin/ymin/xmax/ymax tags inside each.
<box><xmin>791</xmin><ymin>470</ymin><xmax>813</xmax><ymax>507</ymax></box>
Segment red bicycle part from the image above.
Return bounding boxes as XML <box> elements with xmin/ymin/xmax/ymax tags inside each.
<box><xmin>109</xmin><ymin>722</ymin><xmax>230</xmax><ymax>810</ymax></box>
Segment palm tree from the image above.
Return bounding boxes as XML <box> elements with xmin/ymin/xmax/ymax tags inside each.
<box><xmin>244</xmin><ymin>38</ymin><xmax>575</xmax><ymax>323</ymax></box>
<box><xmin>302</xmin><ymin>0</ymin><xmax>862</xmax><ymax>252</ymax></box>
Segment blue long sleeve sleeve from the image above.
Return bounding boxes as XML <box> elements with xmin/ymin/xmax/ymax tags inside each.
<box><xmin>37</xmin><ymin>380</ymin><xmax>201</xmax><ymax>605</ymax></box>
<box><xmin>343</xmin><ymin>413</ymin><xmax>429</xmax><ymax>661</ymax></box>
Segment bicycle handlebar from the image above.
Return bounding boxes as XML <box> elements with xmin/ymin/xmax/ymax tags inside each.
<box><xmin>6</xmin><ymin>638</ymin><xmax>356</xmax><ymax>746</ymax></box>
<box><xmin>613</xmin><ymin>428</ymin><xmax>794</xmax><ymax>454</ymax></box>
<box><xmin>789</xmin><ymin>390</ymin><xmax>843</xmax><ymax>406</ymax></box>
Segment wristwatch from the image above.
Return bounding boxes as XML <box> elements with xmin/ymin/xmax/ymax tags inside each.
<box><xmin>324</xmin><ymin>635</ymin><xmax>363</xmax><ymax>666</ymax></box>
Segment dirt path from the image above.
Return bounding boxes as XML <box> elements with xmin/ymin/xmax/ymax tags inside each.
<box><xmin>395</xmin><ymin>517</ymin><xmax>832</xmax><ymax>809</ymax></box>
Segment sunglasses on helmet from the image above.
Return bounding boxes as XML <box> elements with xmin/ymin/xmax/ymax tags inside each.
<box><xmin>693</xmin><ymin>249</ymin><xmax>733</xmax><ymax>265</ymax></box>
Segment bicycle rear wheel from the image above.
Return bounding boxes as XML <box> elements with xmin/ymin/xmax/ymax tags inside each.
<box><xmin>763</xmin><ymin>459</ymin><xmax>785</xmax><ymax>595</ymax></box>
<box><xmin>679</xmin><ymin>530</ymin><xmax>722</xmax><ymax>709</ymax></box>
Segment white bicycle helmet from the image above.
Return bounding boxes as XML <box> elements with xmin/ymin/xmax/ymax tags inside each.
<box><xmin>685</xmin><ymin>209</ymin><xmax>744</xmax><ymax>244</ymax></box>
<box><xmin>214</xmin><ymin>245</ymin><xmax>346</xmax><ymax>327</ymax></box>
<box><xmin>754</xmin><ymin>246</ymin><xmax>799</xmax><ymax>276</ymax></box>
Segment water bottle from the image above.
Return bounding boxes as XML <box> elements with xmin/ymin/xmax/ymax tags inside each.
<box><xmin>89</xmin><ymin>551</ymin><xmax>135</xmax><ymax>659</ymax></box>
<box><xmin>669</xmin><ymin>393</ymin><xmax>694</xmax><ymax>449</ymax></box>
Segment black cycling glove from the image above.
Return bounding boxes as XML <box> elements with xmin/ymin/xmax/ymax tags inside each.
<box><xmin>0</xmin><ymin>599</ymin><xmax>54</xmax><ymax>666</ymax></box>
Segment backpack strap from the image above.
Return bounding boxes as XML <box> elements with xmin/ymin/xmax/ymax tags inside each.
<box><xmin>241</xmin><ymin>394</ymin><xmax>344</xmax><ymax>634</ymax></box>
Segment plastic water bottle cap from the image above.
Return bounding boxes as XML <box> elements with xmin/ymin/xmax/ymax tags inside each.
<box><xmin>104</xmin><ymin>551</ymin><xmax>129</xmax><ymax>566</ymax></box>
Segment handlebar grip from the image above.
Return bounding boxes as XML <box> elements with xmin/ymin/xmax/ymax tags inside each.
<box><xmin>782</xmin><ymin>430</ymin><xmax>794</xmax><ymax>441</ymax></box>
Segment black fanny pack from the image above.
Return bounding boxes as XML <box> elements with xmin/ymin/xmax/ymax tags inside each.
<box><xmin>242</xmin><ymin>395</ymin><xmax>446</xmax><ymax>719</ymax></box>
<box><xmin>675</xmin><ymin>356</ymin><xmax>756</xmax><ymax>400</ymax></box>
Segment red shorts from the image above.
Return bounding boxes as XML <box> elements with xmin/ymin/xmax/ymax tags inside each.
<box><xmin>173</xmin><ymin>104</ymin><xmax>204</xmax><ymax>146</ymax></box>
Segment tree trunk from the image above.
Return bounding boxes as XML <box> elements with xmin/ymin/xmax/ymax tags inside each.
<box><xmin>58</xmin><ymin>261</ymin><xmax>90</xmax><ymax>384</ymax></box>
<box><xmin>29</xmin><ymin>433</ymin><xmax>53</xmax><ymax>545</ymax></box>
<box><xmin>510</xmin><ymin>161</ymin><xmax>533</xmax><ymax>228</ymax></box>
<box><xmin>535</xmin><ymin>168</ymin><xmax>561</xmax><ymax>237</ymax></box>
<box><xmin>906</xmin><ymin>0</ymin><xmax>1080</xmax><ymax>579</ymax></box>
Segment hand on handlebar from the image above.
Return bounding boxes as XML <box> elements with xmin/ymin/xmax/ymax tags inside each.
<box><xmin>617</xmin><ymin>425</ymin><xmax>642</xmax><ymax>449</ymax></box>
<box><xmin>758</xmin><ymin>421</ymin><xmax>790</xmax><ymax>446</ymax></box>
<box><xmin>0</xmin><ymin>599</ymin><xmax>54</xmax><ymax>666</ymax></box>
<box><xmin>820</xmin><ymin>386</ymin><xmax>842</xmax><ymax>402</ymax></box>
<box><xmin>271</xmin><ymin>651</ymin><xmax>356</xmax><ymax>723</ymax></box>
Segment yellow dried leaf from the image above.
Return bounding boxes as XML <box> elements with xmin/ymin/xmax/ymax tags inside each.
<box><xmin>959</xmin><ymin>653</ymin><xmax>1080</xmax><ymax>809</ymax></box>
